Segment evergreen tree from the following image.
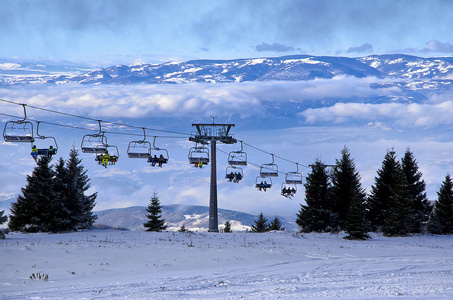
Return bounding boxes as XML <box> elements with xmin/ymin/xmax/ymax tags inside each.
<box><xmin>331</xmin><ymin>146</ymin><xmax>367</xmax><ymax>230</ymax></box>
<box><xmin>143</xmin><ymin>192</ymin><xmax>167</xmax><ymax>232</ymax></box>
<box><xmin>296</xmin><ymin>160</ymin><xmax>336</xmax><ymax>232</ymax></box>
<box><xmin>65</xmin><ymin>148</ymin><xmax>97</xmax><ymax>229</ymax></box>
<box><xmin>178</xmin><ymin>225</ymin><xmax>187</xmax><ymax>232</ymax></box>
<box><xmin>251</xmin><ymin>213</ymin><xmax>269</xmax><ymax>232</ymax></box>
<box><xmin>9</xmin><ymin>157</ymin><xmax>57</xmax><ymax>232</ymax></box>
<box><xmin>428</xmin><ymin>174</ymin><xmax>453</xmax><ymax>234</ymax></box>
<box><xmin>0</xmin><ymin>210</ymin><xmax>7</xmax><ymax>239</ymax></box>
<box><xmin>223</xmin><ymin>221</ymin><xmax>232</xmax><ymax>233</ymax></box>
<box><xmin>401</xmin><ymin>148</ymin><xmax>432</xmax><ymax>233</ymax></box>
<box><xmin>367</xmin><ymin>149</ymin><xmax>410</xmax><ymax>234</ymax></box>
<box><xmin>269</xmin><ymin>217</ymin><xmax>285</xmax><ymax>231</ymax></box>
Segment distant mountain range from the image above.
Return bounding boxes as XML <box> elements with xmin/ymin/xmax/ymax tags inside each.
<box><xmin>94</xmin><ymin>204</ymin><xmax>297</xmax><ymax>232</ymax></box>
<box><xmin>1</xmin><ymin>54</ymin><xmax>453</xmax><ymax>86</ymax></box>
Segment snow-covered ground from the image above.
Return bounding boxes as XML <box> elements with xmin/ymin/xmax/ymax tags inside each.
<box><xmin>1</xmin><ymin>230</ymin><xmax>452</xmax><ymax>299</ymax></box>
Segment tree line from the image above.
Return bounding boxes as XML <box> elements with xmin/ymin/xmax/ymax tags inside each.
<box><xmin>295</xmin><ymin>147</ymin><xmax>453</xmax><ymax>239</ymax></box>
<box><xmin>2</xmin><ymin>146</ymin><xmax>452</xmax><ymax>238</ymax></box>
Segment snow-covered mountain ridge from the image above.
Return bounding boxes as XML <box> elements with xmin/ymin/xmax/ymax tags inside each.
<box><xmin>94</xmin><ymin>204</ymin><xmax>297</xmax><ymax>232</ymax></box>
<box><xmin>1</xmin><ymin>54</ymin><xmax>453</xmax><ymax>86</ymax></box>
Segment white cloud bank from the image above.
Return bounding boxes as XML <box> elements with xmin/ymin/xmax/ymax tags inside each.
<box><xmin>300</xmin><ymin>100</ymin><xmax>453</xmax><ymax>128</ymax></box>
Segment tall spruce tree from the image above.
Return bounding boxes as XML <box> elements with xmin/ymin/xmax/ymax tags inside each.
<box><xmin>331</xmin><ymin>147</ymin><xmax>367</xmax><ymax>230</ymax></box>
<box><xmin>143</xmin><ymin>192</ymin><xmax>167</xmax><ymax>232</ymax></box>
<box><xmin>367</xmin><ymin>149</ymin><xmax>405</xmax><ymax>232</ymax></box>
<box><xmin>401</xmin><ymin>148</ymin><xmax>431</xmax><ymax>233</ymax></box>
<box><xmin>251</xmin><ymin>213</ymin><xmax>269</xmax><ymax>232</ymax></box>
<box><xmin>427</xmin><ymin>174</ymin><xmax>453</xmax><ymax>234</ymax></box>
<box><xmin>65</xmin><ymin>148</ymin><xmax>97</xmax><ymax>229</ymax></box>
<box><xmin>9</xmin><ymin>157</ymin><xmax>57</xmax><ymax>232</ymax></box>
<box><xmin>296</xmin><ymin>160</ymin><xmax>335</xmax><ymax>232</ymax></box>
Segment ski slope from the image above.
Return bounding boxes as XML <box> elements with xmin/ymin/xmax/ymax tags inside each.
<box><xmin>1</xmin><ymin>230</ymin><xmax>452</xmax><ymax>299</ymax></box>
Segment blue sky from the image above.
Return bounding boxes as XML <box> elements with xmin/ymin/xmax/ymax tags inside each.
<box><xmin>1</xmin><ymin>0</ymin><xmax>453</xmax><ymax>64</ymax></box>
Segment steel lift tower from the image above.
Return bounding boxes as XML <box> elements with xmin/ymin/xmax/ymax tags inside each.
<box><xmin>189</xmin><ymin>119</ymin><xmax>236</xmax><ymax>232</ymax></box>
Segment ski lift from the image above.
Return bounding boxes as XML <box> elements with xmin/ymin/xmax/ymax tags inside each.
<box><xmin>148</xmin><ymin>136</ymin><xmax>169</xmax><ymax>167</ymax></box>
<box><xmin>188</xmin><ymin>145</ymin><xmax>210</xmax><ymax>166</ymax></box>
<box><xmin>81</xmin><ymin>121</ymin><xmax>107</xmax><ymax>154</ymax></box>
<box><xmin>260</xmin><ymin>154</ymin><xmax>278</xmax><ymax>177</ymax></box>
<box><xmin>281</xmin><ymin>183</ymin><xmax>297</xmax><ymax>199</ymax></box>
<box><xmin>32</xmin><ymin>121</ymin><xmax>58</xmax><ymax>157</ymax></box>
<box><xmin>127</xmin><ymin>128</ymin><xmax>151</xmax><ymax>158</ymax></box>
<box><xmin>255</xmin><ymin>176</ymin><xmax>272</xmax><ymax>191</ymax></box>
<box><xmin>285</xmin><ymin>163</ymin><xmax>303</xmax><ymax>185</ymax></box>
<box><xmin>95</xmin><ymin>144</ymin><xmax>119</xmax><ymax>167</ymax></box>
<box><xmin>3</xmin><ymin>104</ymin><xmax>34</xmax><ymax>143</ymax></box>
<box><xmin>228</xmin><ymin>141</ymin><xmax>247</xmax><ymax>166</ymax></box>
<box><xmin>225</xmin><ymin>166</ymin><xmax>243</xmax><ymax>183</ymax></box>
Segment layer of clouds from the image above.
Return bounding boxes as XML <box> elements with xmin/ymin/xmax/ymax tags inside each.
<box><xmin>0</xmin><ymin>76</ymin><xmax>391</xmax><ymax>121</ymax></box>
<box><xmin>300</xmin><ymin>99</ymin><xmax>453</xmax><ymax>128</ymax></box>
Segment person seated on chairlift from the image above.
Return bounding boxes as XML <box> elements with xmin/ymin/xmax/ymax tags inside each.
<box><xmin>262</xmin><ymin>181</ymin><xmax>269</xmax><ymax>192</ymax></box>
<box><xmin>158</xmin><ymin>154</ymin><xmax>165</xmax><ymax>167</ymax></box>
<box><xmin>228</xmin><ymin>172</ymin><xmax>234</xmax><ymax>182</ymax></box>
<box><xmin>258</xmin><ymin>181</ymin><xmax>264</xmax><ymax>191</ymax></box>
<box><xmin>31</xmin><ymin>145</ymin><xmax>38</xmax><ymax>160</ymax></box>
<box><xmin>102</xmin><ymin>151</ymin><xmax>110</xmax><ymax>168</ymax></box>
<box><xmin>150</xmin><ymin>155</ymin><xmax>158</xmax><ymax>167</ymax></box>
<box><xmin>282</xmin><ymin>187</ymin><xmax>288</xmax><ymax>196</ymax></box>
<box><xmin>236</xmin><ymin>172</ymin><xmax>242</xmax><ymax>182</ymax></box>
<box><xmin>198</xmin><ymin>162</ymin><xmax>203</xmax><ymax>168</ymax></box>
<box><xmin>47</xmin><ymin>146</ymin><xmax>55</xmax><ymax>158</ymax></box>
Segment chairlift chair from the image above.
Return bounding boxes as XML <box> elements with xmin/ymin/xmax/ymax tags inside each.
<box><xmin>3</xmin><ymin>104</ymin><xmax>34</xmax><ymax>143</ymax></box>
<box><xmin>95</xmin><ymin>144</ymin><xmax>119</xmax><ymax>166</ymax></box>
<box><xmin>188</xmin><ymin>145</ymin><xmax>210</xmax><ymax>166</ymax></box>
<box><xmin>225</xmin><ymin>166</ymin><xmax>243</xmax><ymax>183</ymax></box>
<box><xmin>255</xmin><ymin>175</ymin><xmax>272</xmax><ymax>191</ymax></box>
<box><xmin>260</xmin><ymin>154</ymin><xmax>278</xmax><ymax>177</ymax></box>
<box><xmin>81</xmin><ymin>133</ymin><xmax>108</xmax><ymax>154</ymax></box>
<box><xmin>3</xmin><ymin>120</ymin><xmax>35</xmax><ymax>143</ymax></box>
<box><xmin>148</xmin><ymin>137</ymin><xmax>169</xmax><ymax>166</ymax></box>
<box><xmin>285</xmin><ymin>164</ymin><xmax>303</xmax><ymax>184</ymax></box>
<box><xmin>227</xmin><ymin>141</ymin><xmax>247</xmax><ymax>166</ymax></box>
<box><xmin>281</xmin><ymin>182</ymin><xmax>297</xmax><ymax>199</ymax></box>
<box><xmin>127</xmin><ymin>128</ymin><xmax>151</xmax><ymax>158</ymax></box>
<box><xmin>31</xmin><ymin>122</ymin><xmax>58</xmax><ymax>157</ymax></box>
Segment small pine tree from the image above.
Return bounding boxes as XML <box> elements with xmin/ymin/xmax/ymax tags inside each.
<box><xmin>223</xmin><ymin>221</ymin><xmax>232</xmax><ymax>233</ymax></box>
<box><xmin>251</xmin><ymin>213</ymin><xmax>269</xmax><ymax>232</ymax></box>
<box><xmin>428</xmin><ymin>174</ymin><xmax>453</xmax><ymax>234</ymax></box>
<box><xmin>0</xmin><ymin>210</ymin><xmax>7</xmax><ymax>239</ymax></box>
<box><xmin>296</xmin><ymin>160</ymin><xmax>336</xmax><ymax>232</ymax></box>
<box><xmin>269</xmin><ymin>217</ymin><xmax>285</xmax><ymax>231</ymax></box>
<box><xmin>143</xmin><ymin>192</ymin><xmax>167</xmax><ymax>232</ymax></box>
<box><xmin>178</xmin><ymin>225</ymin><xmax>187</xmax><ymax>232</ymax></box>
